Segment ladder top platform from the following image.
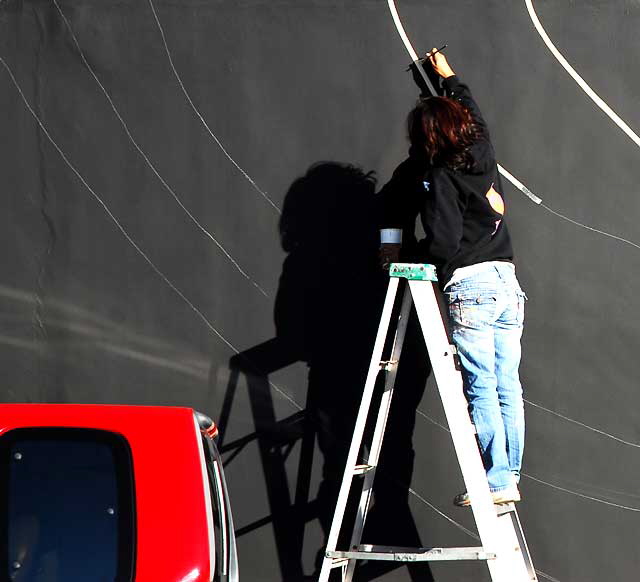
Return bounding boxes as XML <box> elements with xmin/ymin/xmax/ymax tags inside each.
<box><xmin>389</xmin><ymin>262</ymin><xmax>438</xmax><ymax>282</ymax></box>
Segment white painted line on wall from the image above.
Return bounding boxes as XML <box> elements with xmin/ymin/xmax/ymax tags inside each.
<box><xmin>386</xmin><ymin>1</ymin><xmax>640</xmax><ymax>251</ymax></box>
<box><xmin>0</xmin><ymin>54</ymin><xmax>301</xmax><ymax>411</ymax></box>
<box><xmin>420</xmin><ymin>409</ymin><xmax>640</xmax><ymax>513</ymax></box>
<box><xmin>525</xmin><ymin>0</ymin><xmax>640</xmax><ymax>149</ymax></box>
<box><xmin>387</xmin><ymin>0</ymin><xmax>419</xmax><ymax>61</ymax></box>
<box><xmin>406</xmin><ymin>483</ymin><xmax>561</xmax><ymax>582</ymax></box>
<box><xmin>53</xmin><ymin>0</ymin><xmax>268</xmax><ymax>298</ymax></box>
<box><xmin>147</xmin><ymin>0</ymin><xmax>281</xmax><ymax>214</ymax></box>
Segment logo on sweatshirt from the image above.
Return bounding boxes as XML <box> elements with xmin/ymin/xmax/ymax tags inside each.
<box><xmin>485</xmin><ymin>183</ymin><xmax>504</xmax><ymax>215</ymax></box>
<box><xmin>485</xmin><ymin>183</ymin><xmax>504</xmax><ymax>235</ymax></box>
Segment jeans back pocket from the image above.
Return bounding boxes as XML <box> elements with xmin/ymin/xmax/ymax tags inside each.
<box><xmin>446</xmin><ymin>292</ymin><xmax>498</xmax><ymax>328</ymax></box>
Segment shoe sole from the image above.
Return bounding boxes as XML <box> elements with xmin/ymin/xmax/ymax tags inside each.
<box><xmin>454</xmin><ymin>492</ymin><xmax>521</xmax><ymax>507</ymax></box>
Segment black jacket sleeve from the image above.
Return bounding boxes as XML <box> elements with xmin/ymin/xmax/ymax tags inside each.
<box><xmin>418</xmin><ymin>168</ymin><xmax>466</xmax><ymax>266</ymax></box>
<box><xmin>442</xmin><ymin>75</ymin><xmax>488</xmax><ymax>136</ymax></box>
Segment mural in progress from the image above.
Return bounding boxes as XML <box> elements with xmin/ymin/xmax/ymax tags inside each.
<box><xmin>1</xmin><ymin>1</ymin><xmax>639</xmax><ymax>580</ymax></box>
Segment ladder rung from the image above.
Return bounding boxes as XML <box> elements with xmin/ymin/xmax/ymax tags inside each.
<box><xmin>326</xmin><ymin>545</ymin><xmax>496</xmax><ymax>562</ymax></box>
<box><xmin>353</xmin><ymin>464</ymin><xmax>375</xmax><ymax>475</ymax></box>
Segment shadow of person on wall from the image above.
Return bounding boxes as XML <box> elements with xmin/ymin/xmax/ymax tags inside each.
<box><xmin>275</xmin><ymin>162</ymin><xmax>384</xmax><ymax>564</ymax></box>
<box><xmin>276</xmin><ymin>162</ymin><xmax>434</xmax><ymax>582</ymax></box>
<box><xmin>222</xmin><ymin>162</ymin><xmax>433</xmax><ymax>582</ymax></box>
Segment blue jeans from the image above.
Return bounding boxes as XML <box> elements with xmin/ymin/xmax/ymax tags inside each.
<box><xmin>444</xmin><ymin>262</ymin><xmax>526</xmax><ymax>492</ymax></box>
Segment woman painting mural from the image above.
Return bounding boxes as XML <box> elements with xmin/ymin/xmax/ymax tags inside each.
<box><xmin>379</xmin><ymin>49</ymin><xmax>527</xmax><ymax>506</ymax></box>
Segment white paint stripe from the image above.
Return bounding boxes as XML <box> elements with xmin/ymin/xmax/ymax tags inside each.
<box><xmin>385</xmin><ymin>2</ymin><xmax>545</xmax><ymax>204</ymax></box>
<box><xmin>146</xmin><ymin>0</ymin><xmax>281</xmax><ymax>214</ymax></box>
<box><xmin>53</xmin><ymin>0</ymin><xmax>268</xmax><ymax>298</ymax></box>
<box><xmin>386</xmin><ymin>1</ymin><xmax>640</xmax><ymax>252</ymax></box>
<box><xmin>384</xmin><ymin>1</ymin><xmax>640</xmax><ymax>458</ymax></box>
<box><xmin>497</xmin><ymin>164</ymin><xmax>542</xmax><ymax>204</ymax></box>
<box><xmin>525</xmin><ymin>0</ymin><xmax>640</xmax><ymax>149</ymax></box>
<box><xmin>386</xmin><ymin>0</ymin><xmax>419</xmax><ymax>61</ymax></box>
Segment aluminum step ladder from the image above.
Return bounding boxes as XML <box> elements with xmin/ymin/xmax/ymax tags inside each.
<box><xmin>318</xmin><ymin>263</ymin><xmax>537</xmax><ymax>582</ymax></box>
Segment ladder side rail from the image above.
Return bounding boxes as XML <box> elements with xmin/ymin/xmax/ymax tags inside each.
<box><xmin>344</xmin><ymin>285</ymin><xmax>414</xmax><ymax>582</ymax></box>
<box><xmin>501</xmin><ymin>508</ymin><xmax>537</xmax><ymax>579</ymax></box>
<box><xmin>318</xmin><ymin>277</ymin><xmax>401</xmax><ymax>582</ymax></box>
<box><xmin>408</xmin><ymin>282</ymin><xmax>507</xmax><ymax>567</ymax></box>
<box><xmin>410</xmin><ymin>280</ymin><xmax>535</xmax><ymax>581</ymax></box>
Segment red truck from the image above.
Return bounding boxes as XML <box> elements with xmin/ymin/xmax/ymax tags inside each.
<box><xmin>0</xmin><ymin>404</ymin><xmax>239</xmax><ymax>582</ymax></box>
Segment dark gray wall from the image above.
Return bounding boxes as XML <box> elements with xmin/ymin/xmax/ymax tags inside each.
<box><xmin>2</xmin><ymin>1</ymin><xmax>640</xmax><ymax>581</ymax></box>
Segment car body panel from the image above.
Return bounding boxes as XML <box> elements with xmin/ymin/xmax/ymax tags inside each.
<box><xmin>0</xmin><ymin>403</ymin><xmax>213</xmax><ymax>582</ymax></box>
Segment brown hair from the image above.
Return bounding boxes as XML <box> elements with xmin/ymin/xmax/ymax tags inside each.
<box><xmin>408</xmin><ymin>97</ymin><xmax>483</xmax><ymax>172</ymax></box>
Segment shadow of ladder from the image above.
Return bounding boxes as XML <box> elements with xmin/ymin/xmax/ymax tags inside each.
<box><xmin>217</xmin><ymin>338</ymin><xmax>315</xmax><ymax>582</ymax></box>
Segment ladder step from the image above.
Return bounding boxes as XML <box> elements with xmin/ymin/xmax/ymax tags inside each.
<box><xmin>327</xmin><ymin>545</ymin><xmax>496</xmax><ymax>563</ymax></box>
<box><xmin>353</xmin><ymin>464</ymin><xmax>375</xmax><ymax>475</ymax></box>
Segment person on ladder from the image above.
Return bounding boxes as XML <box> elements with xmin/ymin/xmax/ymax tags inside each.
<box><xmin>379</xmin><ymin>49</ymin><xmax>527</xmax><ymax>507</ymax></box>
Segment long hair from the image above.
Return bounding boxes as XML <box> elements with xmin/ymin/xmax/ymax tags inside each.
<box><xmin>408</xmin><ymin>97</ymin><xmax>484</xmax><ymax>172</ymax></box>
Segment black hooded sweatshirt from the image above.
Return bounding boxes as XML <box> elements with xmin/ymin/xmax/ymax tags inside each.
<box><xmin>379</xmin><ymin>75</ymin><xmax>514</xmax><ymax>286</ymax></box>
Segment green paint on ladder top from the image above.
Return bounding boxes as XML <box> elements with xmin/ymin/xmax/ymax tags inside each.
<box><xmin>389</xmin><ymin>263</ymin><xmax>438</xmax><ymax>282</ymax></box>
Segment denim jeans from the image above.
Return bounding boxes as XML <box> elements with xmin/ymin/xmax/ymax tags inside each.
<box><xmin>444</xmin><ymin>262</ymin><xmax>526</xmax><ymax>492</ymax></box>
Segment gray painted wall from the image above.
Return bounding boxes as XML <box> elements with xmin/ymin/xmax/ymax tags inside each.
<box><xmin>2</xmin><ymin>1</ymin><xmax>639</xmax><ymax>580</ymax></box>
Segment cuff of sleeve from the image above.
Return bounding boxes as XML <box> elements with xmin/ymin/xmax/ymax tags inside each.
<box><xmin>442</xmin><ymin>75</ymin><xmax>461</xmax><ymax>92</ymax></box>
<box><xmin>380</xmin><ymin>228</ymin><xmax>402</xmax><ymax>244</ymax></box>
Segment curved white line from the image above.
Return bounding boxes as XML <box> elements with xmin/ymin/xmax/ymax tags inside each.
<box><xmin>540</xmin><ymin>203</ymin><xmax>640</xmax><ymax>251</ymax></box>
<box><xmin>408</xmin><ymin>485</ymin><xmax>478</xmax><ymax>538</ymax></box>
<box><xmin>0</xmin><ymin>55</ymin><xmax>239</xmax><ymax>352</ymax></box>
<box><xmin>386</xmin><ymin>0</ymin><xmax>419</xmax><ymax>61</ymax></box>
<box><xmin>496</xmin><ymin>165</ymin><xmax>542</xmax><ymax>205</ymax></box>
<box><xmin>422</xmin><ymin>401</ymin><xmax>640</xmax><ymax>450</ymax></box>
<box><xmin>1</xmin><ymin>54</ymin><xmax>300</xmax><ymax>413</ymax></box>
<box><xmin>419</xmin><ymin>409</ymin><xmax>640</xmax><ymax>511</ymax></box>
<box><xmin>53</xmin><ymin>0</ymin><xmax>268</xmax><ymax>298</ymax></box>
<box><xmin>524</xmin><ymin>474</ymin><xmax>640</xmax><ymax>512</ymax></box>
<box><xmin>525</xmin><ymin>0</ymin><xmax>640</xmax><ymax>149</ymax></box>
<box><xmin>406</xmin><ymin>486</ymin><xmax>561</xmax><ymax>582</ymax></box>
<box><xmin>386</xmin><ymin>3</ymin><xmax>542</xmax><ymax>204</ymax></box>
<box><xmin>146</xmin><ymin>0</ymin><xmax>281</xmax><ymax>214</ymax></box>
<box><xmin>525</xmin><ymin>399</ymin><xmax>640</xmax><ymax>447</ymax></box>
<box><xmin>386</xmin><ymin>1</ymin><xmax>640</xmax><ymax>252</ymax></box>
<box><xmin>1</xmin><ymin>59</ymin><xmax>300</xmax><ymax>415</ymax></box>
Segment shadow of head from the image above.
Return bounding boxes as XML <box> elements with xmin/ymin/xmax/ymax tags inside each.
<box><xmin>274</xmin><ymin>162</ymin><xmax>385</xmax><ymax>364</ymax></box>
<box><xmin>279</xmin><ymin>162</ymin><xmax>378</xmax><ymax>258</ymax></box>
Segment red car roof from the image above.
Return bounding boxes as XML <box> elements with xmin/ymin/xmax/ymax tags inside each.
<box><xmin>0</xmin><ymin>403</ymin><xmax>213</xmax><ymax>582</ymax></box>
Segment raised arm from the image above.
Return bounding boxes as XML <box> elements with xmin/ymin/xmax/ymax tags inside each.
<box><xmin>428</xmin><ymin>49</ymin><xmax>488</xmax><ymax>134</ymax></box>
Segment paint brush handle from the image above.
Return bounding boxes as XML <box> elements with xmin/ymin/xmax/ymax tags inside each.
<box><xmin>426</xmin><ymin>44</ymin><xmax>448</xmax><ymax>59</ymax></box>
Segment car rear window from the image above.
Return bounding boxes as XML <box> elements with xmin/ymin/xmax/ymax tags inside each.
<box><xmin>0</xmin><ymin>428</ymin><xmax>135</xmax><ymax>582</ymax></box>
